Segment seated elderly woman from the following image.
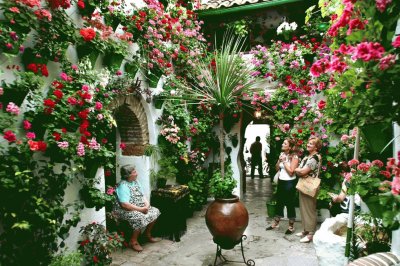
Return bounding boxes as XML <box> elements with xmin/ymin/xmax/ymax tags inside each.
<box><xmin>113</xmin><ymin>165</ymin><xmax>161</xmax><ymax>252</ymax></box>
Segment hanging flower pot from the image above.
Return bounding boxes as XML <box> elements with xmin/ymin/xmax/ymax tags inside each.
<box><xmin>103</xmin><ymin>52</ymin><xmax>124</xmax><ymax>71</ymax></box>
<box><xmin>77</xmin><ymin>0</ymin><xmax>96</xmax><ymax>18</ymax></box>
<box><xmin>76</xmin><ymin>44</ymin><xmax>99</xmax><ymax>68</ymax></box>
<box><xmin>152</xmin><ymin>95</ymin><xmax>164</xmax><ymax>109</ymax></box>
<box><xmin>361</xmin><ymin>122</ymin><xmax>392</xmax><ymax>159</ymax></box>
<box><xmin>104</xmin><ymin>15</ymin><xmax>120</xmax><ymax>31</ymax></box>
<box><xmin>147</xmin><ymin>71</ymin><xmax>162</xmax><ymax>88</ymax></box>
<box><xmin>124</xmin><ymin>61</ymin><xmax>139</xmax><ymax>77</ymax></box>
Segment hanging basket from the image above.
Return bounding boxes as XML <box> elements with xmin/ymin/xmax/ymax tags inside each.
<box><xmin>147</xmin><ymin>72</ymin><xmax>162</xmax><ymax>88</ymax></box>
<box><xmin>104</xmin><ymin>16</ymin><xmax>120</xmax><ymax>31</ymax></box>
<box><xmin>361</xmin><ymin>122</ymin><xmax>392</xmax><ymax>159</ymax></box>
<box><xmin>152</xmin><ymin>95</ymin><xmax>164</xmax><ymax>109</ymax></box>
<box><xmin>21</xmin><ymin>47</ymin><xmax>48</xmax><ymax>69</ymax></box>
<box><xmin>103</xmin><ymin>52</ymin><xmax>124</xmax><ymax>71</ymax></box>
<box><xmin>76</xmin><ymin>44</ymin><xmax>99</xmax><ymax>68</ymax></box>
<box><xmin>124</xmin><ymin>62</ymin><xmax>139</xmax><ymax>76</ymax></box>
<box><xmin>1</xmin><ymin>87</ymin><xmax>29</xmax><ymax>107</ymax></box>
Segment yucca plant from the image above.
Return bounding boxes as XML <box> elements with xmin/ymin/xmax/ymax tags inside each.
<box><xmin>179</xmin><ymin>32</ymin><xmax>261</xmax><ymax>178</ymax></box>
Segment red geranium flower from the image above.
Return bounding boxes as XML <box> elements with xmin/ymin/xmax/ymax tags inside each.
<box><xmin>53</xmin><ymin>89</ymin><xmax>63</xmax><ymax>99</ymax></box>
<box><xmin>80</xmin><ymin>28</ymin><xmax>96</xmax><ymax>42</ymax></box>
<box><xmin>3</xmin><ymin>130</ymin><xmax>16</xmax><ymax>142</ymax></box>
<box><xmin>44</xmin><ymin>98</ymin><xmax>56</xmax><ymax>108</ymax></box>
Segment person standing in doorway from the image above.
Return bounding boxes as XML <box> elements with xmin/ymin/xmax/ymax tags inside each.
<box><xmin>250</xmin><ymin>136</ymin><xmax>263</xmax><ymax>179</ymax></box>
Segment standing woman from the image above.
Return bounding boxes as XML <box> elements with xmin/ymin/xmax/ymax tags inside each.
<box><xmin>114</xmin><ymin>165</ymin><xmax>161</xmax><ymax>252</ymax></box>
<box><xmin>294</xmin><ymin>136</ymin><xmax>322</xmax><ymax>243</ymax></box>
<box><xmin>266</xmin><ymin>138</ymin><xmax>299</xmax><ymax>234</ymax></box>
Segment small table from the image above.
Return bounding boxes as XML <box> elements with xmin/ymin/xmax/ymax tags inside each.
<box><xmin>151</xmin><ymin>185</ymin><xmax>190</xmax><ymax>242</ymax></box>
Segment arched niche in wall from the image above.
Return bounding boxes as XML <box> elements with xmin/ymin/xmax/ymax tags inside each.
<box><xmin>109</xmin><ymin>96</ymin><xmax>149</xmax><ymax>156</ymax></box>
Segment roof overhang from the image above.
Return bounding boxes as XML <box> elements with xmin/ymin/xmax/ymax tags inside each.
<box><xmin>197</xmin><ymin>0</ymin><xmax>304</xmax><ymax>18</ymax></box>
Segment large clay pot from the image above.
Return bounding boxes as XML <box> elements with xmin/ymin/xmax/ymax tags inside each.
<box><xmin>205</xmin><ymin>195</ymin><xmax>249</xmax><ymax>249</ymax></box>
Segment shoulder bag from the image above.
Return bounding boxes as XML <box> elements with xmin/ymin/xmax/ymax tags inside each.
<box><xmin>296</xmin><ymin>154</ymin><xmax>321</xmax><ymax>198</ymax></box>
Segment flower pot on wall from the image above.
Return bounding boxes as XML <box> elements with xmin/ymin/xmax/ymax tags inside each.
<box><xmin>205</xmin><ymin>195</ymin><xmax>249</xmax><ymax>249</ymax></box>
<box><xmin>147</xmin><ymin>71</ymin><xmax>162</xmax><ymax>88</ymax></box>
<box><xmin>361</xmin><ymin>122</ymin><xmax>392</xmax><ymax>159</ymax></box>
<box><xmin>103</xmin><ymin>52</ymin><xmax>124</xmax><ymax>71</ymax></box>
<box><xmin>76</xmin><ymin>45</ymin><xmax>99</xmax><ymax>68</ymax></box>
<box><xmin>124</xmin><ymin>62</ymin><xmax>139</xmax><ymax>76</ymax></box>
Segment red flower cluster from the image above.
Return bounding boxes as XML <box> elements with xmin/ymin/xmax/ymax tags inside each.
<box><xmin>27</xmin><ymin>63</ymin><xmax>49</xmax><ymax>77</ymax></box>
<box><xmin>3</xmin><ymin>130</ymin><xmax>16</xmax><ymax>142</ymax></box>
<box><xmin>47</xmin><ymin>0</ymin><xmax>71</xmax><ymax>9</ymax></box>
<box><xmin>80</xmin><ymin>28</ymin><xmax>96</xmax><ymax>42</ymax></box>
<box><xmin>28</xmin><ymin>140</ymin><xmax>47</xmax><ymax>151</ymax></box>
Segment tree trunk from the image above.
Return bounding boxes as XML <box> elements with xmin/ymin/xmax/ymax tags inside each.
<box><xmin>219</xmin><ymin>115</ymin><xmax>225</xmax><ymax>178</ymax></box>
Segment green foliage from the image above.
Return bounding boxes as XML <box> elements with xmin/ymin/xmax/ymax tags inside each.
<box><xmin>49</xmin><ymin>251</ymin><xmax>83</xmax><ymax>266</ymax></box>
<box><xmin>209</xmin><ymin>165</ymin><xmax>237</xmax><ymax>199</ymax></box>
<box><xmin>188</xmin><ymin>169</ymin><xmax>208</xmax><ymax>210</ymax></box>
<box><xmin>354</xmin><ymin>213</ymin><xmax>392</xmax><ymax>256</ymax></box>
<box><xmin>226</xmin><ymin>20</ymin><xmax>251</xmax><ymax>37</ymax></box>
<box><xmin>0</xmin><ymin>145</ymin><xmax>78</xmax><ymax>265</ymax></box>
<box><xmin>80</xmin><ymin>185</ymin><xmax>115</xmax><ymax>211</ymax></box>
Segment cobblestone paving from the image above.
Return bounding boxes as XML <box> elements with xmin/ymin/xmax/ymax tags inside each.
<box><xmin>111</xmin><ymin>177</ymin><xmax>318</xmax><ymax>266</ymax></box>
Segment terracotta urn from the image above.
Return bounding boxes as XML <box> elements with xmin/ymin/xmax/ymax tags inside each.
<box><xmin>205</xmin><ymin>195</ymin><xmax>249</xmax><ymax>249</ymax></box>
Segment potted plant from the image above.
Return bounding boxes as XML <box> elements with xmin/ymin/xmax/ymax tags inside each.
<box><xmin>78</xmin><ymin>223</ymin><xmax>124</xmax><ymax>266</ymax></box>
<box><xmin>205</xmin><ymin>166</ymin><xmax>249</xmax><ymax>249</ymax></box>
<box><xmin>175</xmin><ymin>32</ymin><xmax>258</xmax><ymax>249</ymax></box>
<box><xmin>266</xmin><ymin>184</ymin><xmax>277</xmax><ymax>218</ymax></box>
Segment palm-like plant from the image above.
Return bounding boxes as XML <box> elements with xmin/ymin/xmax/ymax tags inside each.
<box><xmin>181</xmin><ymin>32</ymin><xmax>260</xmax><ymax>177</ymax></box>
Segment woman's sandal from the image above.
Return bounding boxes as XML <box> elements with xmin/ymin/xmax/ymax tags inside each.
<box><xmin>295</xmin><ymin>231</ymin><xmax>308</xmax><ymax>237</ymax></box>
<box><xmin>130</xmin><ymin>242</ymin><xmax>143</xmax><ymax>252</ymax></box>
<box><xmin>266</xmin><ymin>219</ymin><xmax>280</xmax><ymax>230</ymax></box>
<box><xmin>300</xmin><ymin>235</ymin><xmax>313</xmax><ymax>243</ymax></box>
<box><xmin>285</xmin><ymin>226</ymin><xmax>295</xmax><ymax>235</ymax></box>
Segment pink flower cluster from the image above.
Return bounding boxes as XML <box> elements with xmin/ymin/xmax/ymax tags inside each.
<box><xmin>160</xmin><ymin>124</ymin><xmax>181</xmax><ymax>144</ymax></box>
<box><xmin>6</xmin><ymin>102</ymin><xmax>20</xmax><ymax>115</ymax></box>
<box><xmin>375</xmin><ymin>0</ymin><xmax>392</xmax><ymax>13</ymax></box>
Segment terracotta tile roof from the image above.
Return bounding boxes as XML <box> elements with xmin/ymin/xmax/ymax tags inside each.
<box><xmin>200</xmin><ymin>0</ymin><xmax>269</xmax><ymax>10</ymax></box>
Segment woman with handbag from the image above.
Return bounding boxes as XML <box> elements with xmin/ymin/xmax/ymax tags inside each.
<box><xmin>266</xmin><ymin>138</ymin><xmax>299</xmax><ymax>234</ymax></box>
<box><xmin>294</xmin><ymin>136</ymin><xmax>322</xmax><ymax>243</ymax></box>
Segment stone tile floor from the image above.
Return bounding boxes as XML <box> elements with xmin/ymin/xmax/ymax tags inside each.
<box><xmin>111</xmin><ymin>177</ymin><xmax>319</xmax><ymax>266</ymax></box>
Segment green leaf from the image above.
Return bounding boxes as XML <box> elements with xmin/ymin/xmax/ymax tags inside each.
<box><xmin>11</xmin><ymin>221</ymin><xmax>31</xmax><ymax>230</ymax></box>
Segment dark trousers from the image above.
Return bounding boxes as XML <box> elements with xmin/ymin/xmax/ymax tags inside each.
<box><xmin>275</xmin><ymin>179</ymin><xmax>297</xmax><ymax>220</ymax></box>
<box><xmin>250</xmin><ymin>157</ymin><xmax>263</xmax><ymax>178</ymax></box>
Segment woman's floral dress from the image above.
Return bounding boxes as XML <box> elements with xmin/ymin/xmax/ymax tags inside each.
<box><xmin>113</xmin><ymin>180</ymin><xmax>160</xmax><ymax>230</ymax></box>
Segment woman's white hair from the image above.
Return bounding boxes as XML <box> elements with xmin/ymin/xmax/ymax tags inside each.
<box><xmin>120</xmin><ymin>165</ymin><xmax>136</xmax><ymax>180</ymax></box>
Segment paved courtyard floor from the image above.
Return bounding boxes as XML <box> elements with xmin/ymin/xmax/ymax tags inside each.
<box><xmin>111</xmin><ymin>177</ymin><xmax>319</xmax><ymax>266</ymax></box>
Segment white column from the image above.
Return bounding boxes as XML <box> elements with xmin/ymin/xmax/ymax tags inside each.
<box><xmin>392</xmin><ymin>123</ymin><xmax>400</xmax><ymax>256</ymax></box>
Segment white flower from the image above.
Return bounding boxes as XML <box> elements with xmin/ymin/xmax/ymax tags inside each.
<box><xmin>290</xmin><ymin>22</ymin><xmax>298</xmax><ymax>30</ymax></box>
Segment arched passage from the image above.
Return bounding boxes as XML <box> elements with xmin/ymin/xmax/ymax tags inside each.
<box><xmin>109</xmin><ymin>96</ymin><xmax>149</xmax><ymax>156</ymax></box>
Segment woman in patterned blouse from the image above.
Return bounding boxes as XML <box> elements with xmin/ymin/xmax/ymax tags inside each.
<box><xmin>114</xmin><ymin>165</ymin><xmax>161</xmax><ymax>252</ymax></box>
<box><xmin>294</xmin><ymin>136</ymin><xmax>322</xmax><ymax>243</ymax></box>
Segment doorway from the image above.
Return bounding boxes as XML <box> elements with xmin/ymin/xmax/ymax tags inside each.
<box><xmin>243</xmin><ymin>122</ymin><xmax>271</xmax><ymax>178</ymax></box>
